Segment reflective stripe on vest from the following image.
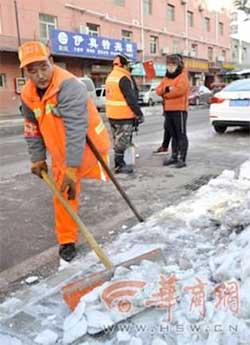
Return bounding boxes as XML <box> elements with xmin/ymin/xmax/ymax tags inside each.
<box><xmin>106</xmin><ymin>100</ymin><xmax>127</xmax><ymax>107</ymax></box>
<box><xmin>34</xmin><ymin>108</ymin><xmax>41</xmax><ymax>118</ymax></box>
<box><xmin>95</xmin><ymin>121</ymin><xmax>105</xmax><ymax>135</ymax></box>
<box><xmin>45</xmin><ymin>103</ymin><xmax>55</xmax><ymax>114</ymax></box>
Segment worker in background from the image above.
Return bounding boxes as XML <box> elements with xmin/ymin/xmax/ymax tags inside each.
<box><xmin>105</xmin><ymin>54</ymin><xmax>144</xmax><ymax>174</ymax></box>
<box><xmin>19</xmin><ymin>41</ymin><xmax>110</xmax><ymax>262</ymax></box>
<box><xmin>156</xmin><ymin>54</ymin><xmax>189</xmax><ymax>168</ymax></box>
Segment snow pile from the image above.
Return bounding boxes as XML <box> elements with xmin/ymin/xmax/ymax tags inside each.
<box><xmin>61</xmin><ymin>160</ymin><xmax>250</xmax><ymax>345</ymax></box>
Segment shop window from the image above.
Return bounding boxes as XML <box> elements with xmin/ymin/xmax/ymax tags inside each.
<box><xmin>150</xmin><ymin>35</ymin><xmax>158</xmax><ymax>54</ymax></box>
<box><xmin>204</xmin><ymin>17</ymin><xmax>210</xmax><ymax>32</ymax></box>
<box><xmin>219</xmin><ymin>22</ymin><xmax>224</xmax><ymax>36</ymax></box>
<box><xmin>0</xmin><ymin>74</ymin><xmax>6</xmax><ymax>88</ymax></box>
<box><xmin>144</xmin><ymin>0</ymin><xmax>152</xmax><ymax>15</ymax></box>
<box><xmin>86</xmin><ymin>23</ymin><xmax>100</xmax><ymax>37</ymax></box>
<box><xmin>39</xmin><ymin>13</ymin><xmax>57</xmax><ymax>41</ymax></box>
<box><xmin>167</xmin><ymin>4</ymin><xmax>175</xmax><ymax>21</ymax></box>
<box><xmin>113</xmin><ymin>0</ymin><xmax>125</xmax><ymax>5</ymax></box>
<box><xmin>121</xmin><ymin>30</ymin><xmax>132</xmax><ymax>42</ymax></box>
<box><xmin>187</xmin><ymin>11</ymin><xmax>194</xmax><ymax>28</ymax></box>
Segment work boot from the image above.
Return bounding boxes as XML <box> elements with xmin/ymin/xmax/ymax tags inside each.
<box><xmin>153</xmin><ymin>146</ymin><xmax>169</xmax><ymax>155</ymax></box>
<box><xmin>163</xmin><ymin>156</ymin><xmax>178</xmax><ymax>166</ymax></box>
<box><xmin>59</xmin><ymin>243</ymin><xmax>77</xmax><ymax>262</ymax></box>
<box><xmin>115</xmin><ymin>164</ymin><xmax>134</xmax><ymax>174</ymax></box>
<box><xmin>175</xmin><ymin>160</ymin><xmax>187</xmax><ymax>168</ymax></box>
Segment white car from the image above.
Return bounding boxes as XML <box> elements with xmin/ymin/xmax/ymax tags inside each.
<box><xmin>138</xmin><ymin>83</ymin><xmax>162</xmax><ymax>106</ymax></box>
<box><xmin>209</xmin><ymin>78</ymin><xmax>250</xmax><ymax>133</ymax></box>
<box><xmin>95</xmin><ymin>87</ymin><xmax>106</xmax><ymax>111</ymax></box>
<box><xmin>78</xmin><ymin>76</ymin><xmax>97</xmax><ymax>106</ymax></box>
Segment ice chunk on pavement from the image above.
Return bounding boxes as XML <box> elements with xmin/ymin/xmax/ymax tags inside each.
<box><xmin>116</xmin><ymin>330</ymin><xmax>131</xmax><ymax>342</ymax></box>
<box><xmin>0</xmin><ymin>334</ymin><xmax>23</xmax><ymax>345</ymax></box>
<box><xmin>152</xmin><ymin>338</ymin><xmax>168</xmax><ymax>345</ymax></box>
<box><xmin>34</xmin><ymin>329</ymin><xmax>58</xmax><ymax>344</ymax></box>
<box><xmin>25</xmin><ymin>276</ymin><xmax>39</xmax><ymax>284</ymax></box>
<box><xmin>63</xmin><ymin>315</ymin><xmax>88</xmax><ymax>344</ymax></box>
<box><xmin>64</xmin><ymin>300</ymin><xmax>86</xmax><ymax>331</ymax></box>
<box><xmin>86</xmin><ymin>310</ymin><xmax>113</xmax><ymax>329</ymax></box>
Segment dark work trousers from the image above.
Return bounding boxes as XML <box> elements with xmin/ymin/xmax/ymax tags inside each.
<box><xmin>109</xmin><ymin>119</ymin><xmax>134</xmax><ymax>168</ymax></box>
<box><xmin>162</xmin><ymin>115</ymin><xmax>171</xmax><ymax>148</ymax></box>
<box><xmin>165</xmin><ymin>111</ymin><xmax>189</xmax><ymax>162</ymax></box>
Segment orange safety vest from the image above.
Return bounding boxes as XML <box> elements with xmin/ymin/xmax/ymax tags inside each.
<box><xmin>105</xmin><ymin>66</ymin><xmax>135</xmax><ymax>120</ymax></box>
<box><xmin>21</xmin><ymin>65</ymin><xmax>110</xmax><ymax>179</ymax></box>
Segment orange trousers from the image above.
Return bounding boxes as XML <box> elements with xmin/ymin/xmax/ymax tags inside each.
<box><xmin>51</xmin><ymin>156</ymin><xmax>109</xmax><ymax>245</ymax></box>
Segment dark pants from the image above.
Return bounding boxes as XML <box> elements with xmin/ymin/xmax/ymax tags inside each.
<box><xmin>165</xmin><ymin>111</ymin><xmax>189</xmax><ymax>162</ymax></box>
<box><xmin>162</xmin><ymin>116</ymin><xmax>171</xmax><ymax>148</ymax></box>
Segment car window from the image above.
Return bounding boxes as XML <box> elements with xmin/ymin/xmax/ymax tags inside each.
<box><xmin>223</xmin><ymin>79</ymin><xmax>250</xmax><ymax>92</ymax></box>
<box><xmin>103</xmin><ymin>89</ymin><xmax>106</xmax><ymax>96</ymax></box>
<box><xmin>96</xmin><ymin>89</ymin><xmax>102</xmax><ymax>96</ymax></box>
<box><xmin>139</xmin><ymin>85</ymin><xmax>151</xmax><ymax>91</ymax></box>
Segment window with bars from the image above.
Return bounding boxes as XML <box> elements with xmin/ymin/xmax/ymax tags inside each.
<box><xmin>204</xmin><ymin>17</ymin><xmax>210</xmax><ymax>32</ymax></box>
<box><xmin>39</xmin><ymin>13</ymin><xmax>57</xmax><ymax>41</ymax></box>
<box><xmin>208</xmin><ymin>47</ymin><xmax>213</xmax><ymax>61</ymax></box>
<box><xmin>121</xmin><ymin>30</ymin><xmax>132</xmax><ymax>42</ymax></box>
<box><xmin>187</xmin><ymin>11</ymin><xmax>194</xmax><ymax>27</ymax></box>
<box><xmin>150</xmin><ymin>35</ymin><xmax>158</xmax><ymax>54</ymax></box>
<box><xmin>0</xmin><ymin>74</ymin><xmax>6</xmax><ymax>88</ymax></box>
<box><xmin>219</xmin><ymin>22</ymin><xmax>224</xmax><ymax>36</ymax></box>
<box><xmin>167</xmin><ymin>4</ymin><xmax>175</xmax><ymax>21</ymax></box>
<box><xmin>86</xmin><ymin>23</ymin><xmax>100</xmax><ymax>36</ymax></box>
<box><xmin>143</xmin><ymin>0</ymin><xmax>152</xmax><ymax>15</ymax></box>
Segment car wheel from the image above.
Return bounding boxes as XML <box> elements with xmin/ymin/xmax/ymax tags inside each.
<box><xmin>195</xmin><ymin>97</ymin><xmax>200</xmax><ymax>106</ymax></box>
<box><xmin>148</xmin><ymin>98</ymin><xmax>154</xmax><ymax>106</ymax></box>
<box><xmin>214</xmin><ymin>125</ymin><xmax>227</xmax><ymax>133</ymax></box>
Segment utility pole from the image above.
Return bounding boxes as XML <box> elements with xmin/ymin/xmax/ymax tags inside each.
<box><xmin>14</xmin><ymin>0</ymin><xmax>24</xmax><ymax>77</ymax></box>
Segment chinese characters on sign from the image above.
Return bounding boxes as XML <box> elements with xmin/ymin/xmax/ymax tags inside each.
<box><xmin>50</xmin><ymin>29</ymin><xmax>137</xmax><ymax>60</ymax></box>
<box><xmin>101</xmin><ymin>276</ymin><xmax>240</xmax><ymax>322</ymax></box>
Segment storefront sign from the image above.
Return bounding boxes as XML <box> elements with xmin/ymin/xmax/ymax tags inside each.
<box><xmin>50</xmin><ymin>29</ymin><xmax>137</xmax><ymax>60</ymax></box>
<box><xmin>184</xmin><ymin>58</ymin><xmax>209</xmax><ymax>72</ymax></box>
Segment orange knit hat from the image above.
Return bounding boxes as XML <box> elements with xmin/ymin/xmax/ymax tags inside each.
<box><xmin>18</xmin><ymin>41</ymin><xmax>50</xmax><ymax>68</ymax></box>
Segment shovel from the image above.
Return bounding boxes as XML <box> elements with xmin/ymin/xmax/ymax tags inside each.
<box><xmin>41</xmin><ymin>171</ymin><xmax>163</xmax><ymax>312</ymax></box>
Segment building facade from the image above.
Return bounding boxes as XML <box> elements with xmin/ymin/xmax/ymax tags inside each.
<box><xmin>0</xmin><ymin>0</ymin><xmax>233</xmax><ymax>115</ymax></box>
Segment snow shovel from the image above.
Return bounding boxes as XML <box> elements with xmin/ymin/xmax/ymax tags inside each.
<box><xmin>41</xmin><ymin>171</ymin><xmax>164</xmax><ymax>311</ymax></box>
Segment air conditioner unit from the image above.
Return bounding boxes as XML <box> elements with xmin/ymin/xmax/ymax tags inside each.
<box><xmin>162</xmin><ymin>27</ymin><xmax>168</xmax><ymax>34</ymax></box>
<box><xmin>80</xmin><ymin>25</ymin><xmax>88</xmax><ymax>34</ymax></box>
<box><xmin>137</xmin><ymin>42</ymin><xmax>143</xmax><ymax>52</ymax></box>
<box><xmin>161</xmin><ymin>47</ymin><xmax>169</xmax><ymax>55</ymax></box>
<box><xmin>132</xmin><ymin>19</ymin><xmax>140</xmax><ymax>26</ymax></box>
<box><xmin>190</xmin><ymin>51</ymin><xmax>196</xmax><ymax>57</ymax></box>
<box><xmin>183</xmin><ymin>50</ymin><xmax>189</xmax><ymax>56</ymax></box>
<box><xmin>217</xmin><ymin>56</ymin><xmax>225</xmax><ymax>62</ymax></box>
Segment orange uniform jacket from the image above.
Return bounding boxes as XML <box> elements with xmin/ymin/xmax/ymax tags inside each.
<box><xmin>105</xmin><ymin>66</ymin><xmax>136</xmax><ymax>120</ymax></box>
<box><xmin>21</xmin><ymin>65</ymin><xmax>111</xmax><ymax>244</ymax></box>
<box><xmin>156</xmin><ymin>70</ymin><xmax>189</xmax><ymax>112</ymax></box>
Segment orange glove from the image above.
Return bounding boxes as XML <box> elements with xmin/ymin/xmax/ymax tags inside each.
<box><xmin>60</xmin><ymin>167</ymin><xmax>78</xmax><ymax>200</ymax></box>
<box><xmin>31</xmin><ymin>160</ymin><xmax>48</xmax><ymax>178</ymax></box>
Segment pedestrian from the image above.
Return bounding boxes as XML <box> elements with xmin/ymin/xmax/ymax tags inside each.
<box><xmin>105</xmin><ymin>54</ymin><xmax>144</xmax><ymax>174</ymax></box>
<box><xmin>19</xmin><ymin>41</ymin><xmax>110</xmax><ymax>262</ymax></box>
<box><xmin>156</xmin><ymin>54</ymin><xmax>189</xmax><ymax>168</ymax></box>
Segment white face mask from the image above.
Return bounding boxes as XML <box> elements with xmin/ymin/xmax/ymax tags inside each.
<box><xmin>167</xmin><ymin>64</ymin><xmax>178</xmax><ymax>73</ymax></box>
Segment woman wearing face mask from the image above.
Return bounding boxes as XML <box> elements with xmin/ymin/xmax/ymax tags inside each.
<box><xmin>156</xmin><ymin>54</ymin><xmax>189</xmax><ymax>168</ymax></box>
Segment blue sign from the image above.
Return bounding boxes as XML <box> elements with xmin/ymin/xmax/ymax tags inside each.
<box><xmin>50</xmin><ymin>29</ymin><xmax>137</xmax><ymax>60</ymax></box>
